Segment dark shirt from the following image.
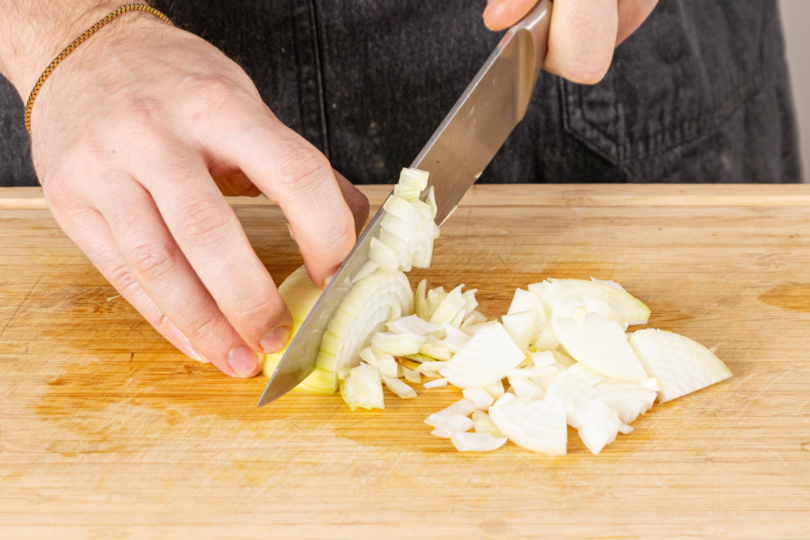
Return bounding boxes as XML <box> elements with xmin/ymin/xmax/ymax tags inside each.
<box><xmin>0</xmin><ymin>0</ymin><xmax>801</xmax><ymax>187</ymax></box>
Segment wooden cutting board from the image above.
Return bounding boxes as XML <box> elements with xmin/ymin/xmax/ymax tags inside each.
<box><xmin>1</xmin><ymin>185</ymin><xmax>809</xmax><ymax>539</ymax></box>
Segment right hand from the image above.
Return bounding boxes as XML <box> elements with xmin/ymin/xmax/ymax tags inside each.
<box><xmin>26</xmin><ymin>10</ymin><xmax>369</xmax><ymax>377</ymax></box>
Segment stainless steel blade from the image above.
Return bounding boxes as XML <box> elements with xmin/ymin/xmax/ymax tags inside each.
<box><xmin>258</xmin><ymin>0</ymin><xmax>552</xmax><ymax>407</ymax></box>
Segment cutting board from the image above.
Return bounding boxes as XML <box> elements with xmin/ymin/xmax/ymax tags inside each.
<box><xmin>1</xmin><ymin>185</ymin><xmax>809</xmax><ymax>539</ymax></box>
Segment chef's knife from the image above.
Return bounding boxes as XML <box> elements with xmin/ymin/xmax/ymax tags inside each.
<box><xmin>258</xmin><ymin>0</ymin><xmax>552</xmax><ymax>407</ymax></box>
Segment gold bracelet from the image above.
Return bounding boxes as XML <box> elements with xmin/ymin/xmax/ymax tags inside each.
<box><xmin>24</xmin><ymin>3</ymin><xmax>173</xmax><ymax>135</ymax></box>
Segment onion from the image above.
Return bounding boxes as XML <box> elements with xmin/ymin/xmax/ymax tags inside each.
<box><xmin>439</xmin><ymin>322</ymin><xmax>525</xmax><ymax>389</ymax></box>
<box><xmin>450</xmin><ymin>432</ymin><xmax>507</xmax><ymax>452</ymax></box>
<box><xmin>383</xmin><ymin>375</ymin><xmax>417</xmax><ymax>399</ymax></box>
<box><xmin>551</xmin><ymin>313</ymin><xmax>648</xmax><ymax>382</ymax></box>
<box><xmin>370</xmin><ymin>332</ymin><xmax>426</xmax><ymax>356</ymax></box>
<box><xmin>462</xmin><ymin>387</ymin><xmax>495</xmax><ymax>410</ymax></box>
<box><xmin>501</xmin><ymin>310</ymin><xmax>536</xmax><ymax>351</ymax></box>
<box><xmin>387</xmin><ymin>314</ymin><xmax>443</xmax><ymax>336</ymax></box>
<box><xmin>423</xmin><ymin>378</ymin><xmax>448</xmax><ymax>389</ymax></box>
<box><xmin>629</xmin><ymin>329</ymin><xmax>732</xmax><ymax>403</ymax></box>
<box><xmin>472</xmin><ymin>411</ymin><xmax>504</xmax><ymax>437</ymax></box>
<box><xmin>489</xmin><ymin>397</ymin><xmax>567</xmax><ymax>456</ymax></box>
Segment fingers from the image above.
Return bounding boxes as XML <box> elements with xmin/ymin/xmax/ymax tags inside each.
<box><xmin>85</xmin><ymin>176</ymin><xmax>272</xmax><ymax>377</ymax></box>
<box><xmin>616</xmin><ymin>0</ymin><xmax>659</xmax><ymax>45</ymax></box>
<box><xmin>483</xmin><ymin>0</ymin><xmax>540</xmax><ymax>31</ymax></box>
<box><xmin>334</xmin><ymin>170</ymin><xmax>370</xmax><ymax>238</ymax></box>
<box><xmin>543</xmin><ymin>0</ymin><xmax>619</xmax><ymax>84</ymax></box>
<box><xmin>215</xmin><ymin>117</ymin><xmax>357</xmax><ymax>288</ymax></box>
<box><xmin>44</xmin><ymin>188</ymin><xmax>207</xmax><ymax>365</ymax></box>
<box><xmin>130</xmin><ymin>151</ymin><xmax>294</xmax><ymax>362</ymax></box>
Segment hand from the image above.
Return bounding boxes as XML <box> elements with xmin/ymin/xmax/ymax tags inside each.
<box><xmin>25</xmin><ymin>11</ymin><xmax>369</xmax><ymax>377</ymax></box>
<box><xmin>483</xmin><ymin>0</ymin><xmax>659</xmax><ymax>84</ymax></box>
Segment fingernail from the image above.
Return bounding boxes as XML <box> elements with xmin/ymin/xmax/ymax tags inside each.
<box><xmin>227</xmin><ymin>346</ymin><xmax>260</xmax><ymax>377</ymax></box>
<box><xmin>260</xmin><ymin>326</ymin><xmax>291</xmax><ymax>354</ymax></box>
<box><xmin>188</xmin><ymin>349</ymin><xmax>209</xmax><ymax>363</ymax></box>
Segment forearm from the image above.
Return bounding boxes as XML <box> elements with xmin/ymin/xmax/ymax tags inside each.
<box><xmin>0</xmin><ymin>0</ymin><xmax>134</xmax><ymax>94</ymax></box>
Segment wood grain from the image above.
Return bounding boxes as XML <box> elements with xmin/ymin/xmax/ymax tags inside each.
<box><xmin>1</xmin><ymin>185</ymin><xmax>809</xmax><ymax>539</ymax></box>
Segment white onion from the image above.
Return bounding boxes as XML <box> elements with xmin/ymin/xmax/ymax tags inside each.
<box><xmin>450</xmin><ymin>432</ymin><xmax>507</xmax><ymax>452</ymax></box>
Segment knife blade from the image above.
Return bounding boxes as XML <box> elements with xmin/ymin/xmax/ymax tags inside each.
<box><xmin>258</xmin><ymin>0</ymin><xmax>552</xmax><ymax>407</ymax></box>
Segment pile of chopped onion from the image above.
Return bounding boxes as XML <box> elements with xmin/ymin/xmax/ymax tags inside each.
<box><xmin>265</xmin><ymin>167</ymin><xmax>733</xmax><ymax>455</ymax></box>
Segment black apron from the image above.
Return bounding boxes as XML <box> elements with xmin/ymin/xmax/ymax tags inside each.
<box><xmin>0</xmin><ymin>0</ymin><xmax>801</xmax><ymax>187</ymax></box>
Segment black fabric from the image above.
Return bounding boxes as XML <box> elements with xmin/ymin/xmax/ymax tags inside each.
<box><xmin>0</xmin><ymin>0</ymin><xmax>801</xmax><ymax>187</ymax></box>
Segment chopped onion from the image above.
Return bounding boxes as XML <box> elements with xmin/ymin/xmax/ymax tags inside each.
<box><xmin>430</xmin><ymin>285</ymin><xmax>466</xmax><ymax>324</ymax></box>
<box><xmin>544</xmin><ymin>370</ymin><xmax>621</xmax><ymax>455</ymax></box>
<box><xmin>439</xmin><ymin>322</ymin><xmax>525</xmax><ymax>389</ymax></box>
<box><xmin>442</xmin><ymin>323</ymin><xmax>471</xmax><ymax>352</ymax></box>
<box><xmin>402</xmin><ymin>365</ymin><xmax>421</xmax><ymax>384</ymax></box>
<box><xmin>484</xmin><ymin>380</ymin><xmax>505</xmax><ymax>399</ymax></box>
<box><xmin>618</xmin><ymin>423</ymin><xmax>634</xmax><ymax>434</ymax></box>
<box><xmin>568</xmin><ymin>362</ymin><xmax>607</xmax><ymax>385</ymax></box>
<box><xmin>537</xmin><ymin>278</ymin><xmax>650</xmax><ymax>327</ymax></box>
<box><xmin>423</xmin><ymin>378</ymin><xmax>448</xmax><ymax>389</ymax></box>
<box><xmin>387</xmin><ymin>314</ymin><xmax>443</xmax><ymax>336</ymax></box>
<box><xmin>462</xmin><ymin>387</ymin><xmax>495</xmax><ymax>410</ymax></box>
<box><xmin>414</xmin><ymin>279</ymin><xmax>429</xmax><ymax>320</ymax></box>
<box><xmin>383</xmin><ymin>375</ymin><xmax>417</xmax><ymax>399</ymax></box>
<box><xmin>425</xmin><ymin>400</ymin><xmax>475</xmax><ymax>432</ymax></box>
<box><xmin>461</xmin><ymin>310</ymin><xmax>488</xmax><ymax>328</ymax></box>
<box><xmin>591</xmin><ymin>277</ymin><xmax>625</xmax><ymax>290</ymax></box>
<box><xmin>551</xmin><ymin>313</ymin><xmax>648</xmax><ymax>382</ymax></box>
<box><xmin>340</xmin><ymin>363</ymin><xmax>385</xmax><ymax>411</ymax></box>
<box><xmin>501</xmin><ymin>310</ymin><xmax>536</xmax><ymax>351</ymax></box>
<box><xmin>489</xmin><ymin>397</ymin><xmax>567</xmax><ymax>456</ymax></box>
<box><xmin>370</xmin><ymin>332</ymin><xmax>426</xmax><ymax>356</ymax></box>
<box><xmin>419</xmin><ymin>334</ymin><xmax>453</xmax><ymax>360</ymax></box>
<box><xmin>507</xmin><ymin>375</ymin><xmax>545</xmax><ymax>399</ymax></box>
<box><xmin>472</xmin><ymin>410</ymin><xmax>504</xmax><ymax>437</ymax></box>
<box><xmin>415</xmin><ymin>360</ymin><xmax>448</xmax><ymax>373</ymax></box>
<box><xmin>534</xmin><ymin>326</ymin><xmax>560</xmax><ymax>351</ymax></box>
<box><xmin>530</xmin><ymin>350</ymin><xmax>556</xmax><ymax>367</ymax></box>
<box><xmin>352</xmin><ymin>260</ymin><xmax>380</xmax><ymax>283</ymax></box>
<box><xmin>593</xmin><ymin>379</ymin><xmax>656</xmax><ymax>424</ymax></box>
<box><xmin>368</xmin><ymin>237</ymin><xmax>400</xmax><ymax>274</ymax></box>
<box><xmin>639</xmin><ymin>377</ymin><xmax>662</xmax><ymax>392</ymax></box>
<box><xmin>462</xmin><ymin>289</ymin><xmax>479</xmax><ymax>314</ymax></box>
<box><xmin>450</xmin><ymin>432</ymin><xmax>507</xmax><ymax>452</ymax></box>
<box><xmin>629</xmin><ymin>329</ymin><xmax>732</xmax><ymax>403</ymax></box>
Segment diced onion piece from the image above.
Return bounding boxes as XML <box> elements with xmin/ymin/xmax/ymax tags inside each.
<box><xmin>440</xmin><ymin>322</ymin><xmax>525</xmax><ymax>389</ymax></box>
<box><xmin>507</xmin><ymin>375</ymin><xmax>545</xmax><ymax>399</ymax></box>
<box><xmin>501</xmin><ymin>310</ymin><xmax>536</xmax><ymax>351</ymax></box>
<box><xmin>370</xmin><ymin>332</ymin><xmax>426</xmax><ymax>356</ymax></box>
<box><xmin>530</xmin><ymin>350</ymin><xmax>556</xmax><ymax>367</ymax></box>
<box><xmin>568</xmin><ymin>362</ymin><xmax>607</xmax><ymax>386</ymax></box>
<box><xmin>509</xmin><ymin>288</ymin><xmax>547</xmax><ymax>342</ymax></box>
<box><xmin>461</xmin><ymin>322</ymin><xmax>491</xmax><ymax>336</ymax></box>
<box><xmin>425</xmin><ymin>185</ymin><xmax>438</xmax><ymax>218</ymax></box>
<box><xmin>484</xmin><ymin>380</ymin><xmax>505</xmax><ymax>399</ymax></box>
<box><xmin>529</xmin><ymin>284</ymin><xmax>585</xmax><ymax>320</ymax></box>
<box><xmin>359</xmin><ymin>347</ymin><xmax>378</xmax><ymax>367</ymax></box>
<box><xmin>423</xmin><ymin>378</ymin><xmax>448</xmax><ymax>389</ymax></box>
<box><xmin>419</xmin><ymin>334</ymin><xmax>453</xmax><ymax>360</ymax></box>
<box><xmin>368</xmin><ymin>237</ymin><xmax>400</xmax><ymax>274</ymax></box>
<box><xmin>472</xmin><ymin>410</ymin><xmax>504</xmax><ymax>437</ymax></box>
<box><xmin>640</xmin><ymin>377</ymin><xmax>661</xmax><ymax>392</ymax></box>
<box><xmin>461</xmin><ymin>310</ymin><xmax>488</xmax><ymax>328</ymax></box>
<box><xmin>402</xmin><ymin>366</ymin><xmax>421</xmax><ymax>384</ymax></box>
<box><xmin>462</xmin><ymin>289</ymin><xmax>479</xmax><ymax>314</ymax></box>
<box><xmin>450</xmin><ymin>432</ymin><xmax>507</xmax><ymax>452</ymax></box>
<box><xmin>534</xmin><ymin>326</ymin><xmax>560</xmax><ymax>351</ymax></box>
<box><xmin>425</xmin><ymin>400</ymin><xmax>475</xmax><ymax>432</ymax></box>
<box><xmin>593</xmin><ymin>379</ymin><xmax>656</xmax><ymax>424</ymax></box>
<box><xmin>449</xmin><ymin>309</ymin><xmax>466</xmax><ymax>328</ymax></box>
<box><xmin>462</xmin><ymin>387</ymin><xmax>495</xmax><ymax>410</ymax></box>
<box><xmin>426</xmin><ymin>287</ymin><xmax>447</xmax><ymax>318</ymax></box>
<box><xmin>489</xmin><ymin>397</ymin><xmax>567</xmax><ymax>456</ymax></box>
<box><xmin>387</xmin><ymin>314</ymin><xmax>443</xmax><ymax>336</ymax></box>
<box><xmin>415</xmin><ymin>279</ymin><xmax>429</xmax><ymax>320</ymax></box>
<box><xmin>415</xmin><ymin>360</ymin><xmax>448</xmax><ymax>373</ymax></box>
<box><xmin>442</xmin><ymin>323</ymin><xmax>471</xmax><ymax>352</ymax></box>
<box><xmin>340</xmin><ymin>363</ymin><xmax>385</xmax><ymax>411</ymax></box>
<box><xmin>430</xmin><ymin>428</ymin><xmax>452</xmax><ymax>438</ymax></box>
<box><xmin>398</xmin><ymin>167</ymin><xmax>429</xmax><ymax>191</ymax></box>
<box><xmin>352</xmin><ymin>260</ymin><xmax>379</xmax><ymax>283</ymax></box>
<box><xmin>337</xmin><ymin>368</ymin><xmax>350</xmax><ymax>380</ymax></box>
<box><xmin>544</xmin><ymin>370</ymin><xmax>621</xmax><ymax>455</ymax></box>
<box><xmin>629</xmin><ymin>329</ymin><xmax>732</xmax><ymax>403</ymax></box>
<box><xmin>509</xmin><ymin>365</ymin><xmax>557</xmax><ymax>378</ymax></box>
<box><xmin>383</xmin><ymin>194</ymin><xmax>415</xmax><ymax>221</ymax></box>
<box><xmin>430</xmin><ymin>285</ymin><xmax>466</xmax><ymax>324</ymax></box>
<box><xmin>376</xmin><ymin>355</ymin><xmax>399</xmax><ymax>378</ymax></box>
<box><xmin>619</xmin><ymin>423</ymin><xmax>634</xmax><ymax>434</ymax></box>
<box><xmin>383</xmin><ymin>375</ymin><xmax>417</xmax><ymax>399</ymax></box>
<box><xmin>552</xmin><ymin>313</ymin><xmax>647</xmax><ymax>382</ymax></box>
<box><xmin>538</xmin><ymin>278</ymin><xmax>650</xmax><ymax>327</ymax></box>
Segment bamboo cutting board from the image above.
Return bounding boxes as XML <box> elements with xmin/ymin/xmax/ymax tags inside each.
<box><xmin>1</xmin><ymin>185</ymin><xmax>809</xmax><ymax>540</ymax></box>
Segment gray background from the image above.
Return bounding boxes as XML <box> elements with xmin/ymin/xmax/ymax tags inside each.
<box><xmin>781</xmin><ymin>0</ymin><xmax>809</xmax><ymax>182</ymax></box>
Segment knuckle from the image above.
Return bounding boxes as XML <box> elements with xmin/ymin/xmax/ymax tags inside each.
<box><xmin>184</xmin><ymin>312</ymin><xmax>224</xmax><ymax>343</ymax></box>
<box><xmin>184</xmin><ymin>74</ymin><xmax>248</xmax><ymax>117</ymax></box>
<box><xmin>175</xmin><ymin>196</ymin><xmax>233</xmax><ymax>244</ymax></box>
<box><xmin>42</xmin><ymin>171</ymin><xmax>74</xmax><ymax>214</ymax></box>
<box><xmin>129</xmin><ymin>240</ymin><xmax>178</xmax><ymax>282</ymax></box>
<box><xmin>232</xmin><ymin>292</ymin><xmax>282</xmax><ymax>325</ymax></box>
<box><xmin>274</xmin><ymin>141</ymin><xmax>333</xmax><ymax>197</ymax></box>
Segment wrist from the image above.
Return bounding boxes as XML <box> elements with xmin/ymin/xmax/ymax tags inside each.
<box><xmin>0</xmin><ymin>1</ymin><xmax>143</xmax><ymax>97</ymax></box>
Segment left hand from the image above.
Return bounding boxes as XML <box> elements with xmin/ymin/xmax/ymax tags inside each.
<box><xmin>483</xmin><ymin>0</ymin><xmax>659</xmax><ymax>84</ymax></box>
